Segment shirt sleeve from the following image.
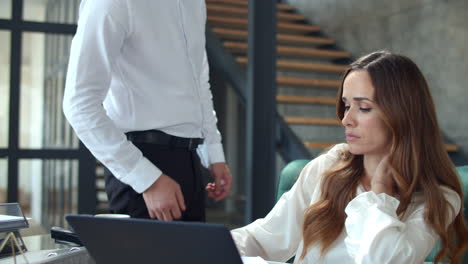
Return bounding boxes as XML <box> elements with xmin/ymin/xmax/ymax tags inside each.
<box><xmin>230</xmin><ymin>145</ymin><xmax>344</xmax><ymax>262</ymax></box>
<box><xmin>344</xmin><ymin>188</ymin><xmax>461</xmax><ymax>263</ymax></box>
<box><xmin>63</xmin><ymin>0</ymin><xmax>161</xmax><ymax>193</ymax></box>
<box><xmin>195</xmin><ymin>49</ymin><xmax>226</xmax><ymax>167</ymax></box>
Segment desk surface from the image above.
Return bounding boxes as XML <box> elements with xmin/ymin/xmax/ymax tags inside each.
<box><xmin>2</xmin><ymin>235</ymin><xmax>287</xmax><ymax>264</ymax></box>
<box><xmin>1</xmin><ymin>234</ymin><xmax>93</xmax><ymax>264</ymax></box>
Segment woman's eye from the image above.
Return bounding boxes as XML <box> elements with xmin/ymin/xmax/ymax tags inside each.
<box><xmin>344</xmin><ymin>105</ymin><xmax>350</xmax><ymax>111</ymax></box>
<box><xmin>360</xmin><ymin>108</ymin><xmax>372</xmax><ymax>112</ymax></box>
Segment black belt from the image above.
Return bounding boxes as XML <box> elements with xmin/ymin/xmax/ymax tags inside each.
<box><xmin>126</xmin><ymin>130</ymin><xmax>203</xmax><ymax>150</ymax></box>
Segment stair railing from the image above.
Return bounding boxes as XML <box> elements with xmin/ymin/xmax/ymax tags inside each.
<box><xmin>205</xmin><ymin>26</ymin><xmax>310</xmax><ymax>163</ymax></box>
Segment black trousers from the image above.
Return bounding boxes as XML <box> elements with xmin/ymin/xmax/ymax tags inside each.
<box><xmin>104</xmin><ymin>142</ymin><xmax>206</xmax><ymax>221</ymax></box>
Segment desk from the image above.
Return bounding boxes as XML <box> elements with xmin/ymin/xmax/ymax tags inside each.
<box><xmin>1</xmin><ymin>235</ymin><xmax>286</xmax><ymax>264</ymax></box>
<box><xmin>1</xmin><ymin>235</ymin><xmax>93</xmax><ymax>264</ymax></box>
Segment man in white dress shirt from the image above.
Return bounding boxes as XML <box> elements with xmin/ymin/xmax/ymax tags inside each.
<box><xmin>63</xmin><ymin>0</ymin><xmax>232</xmax><ymax>221</ymax></box>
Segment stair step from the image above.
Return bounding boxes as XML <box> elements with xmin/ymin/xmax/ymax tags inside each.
<box><xmin>277</xmin><ymin>46</ymin><xmax>351</xmax><ymax>59</ymax></box>
<box><xmin>224</xmin><ymin>41</ymin><xmax>351</xmax><ymax>59</ymax></box>
<box><xmin>277</xmin><ymin>76</ymin><xmax>341</xmax><ymax>88</ymax></box>
<box><xmin>207</xmin><ymin>4</ymin><xmax>305</xmax><ymax>21</ymax></box>
<box><xmin>279</xmin><ymin>13</ymin><xmax>306</xmax><ymax>22</ymax></box>
<box><xmin>304</xmin><ymin>142</ymin><xmax>459</xmax><ymax>152</ymax></box>
<box><xmin>213</xmin><ymin>28</ymin><xmax>333</xmax><ymax>46</ymax></box>
<box><xmin>277</xmin><ymin>95</ymin><xmax>336</xmax><ymax>105</ymax></box>
<box><xmin>237</xmin><ymin>57</ymin><xmax>347</xmax><ymax>73</ymax></box>
<box><xmin>446</xmin><ymin>144</ymin><xmax>459</xmax><ymax>152</ymax></box>
<box><xmin>208</xmin><ymin>16</ymin><xmax>319</xmax><ymax>34</ymax></box>
<box><xmin>206</xmin><ymin>0</ymin><xmax>295</xmax><ymax>11</ymax></box>
<box><xmin>286</xmin><ymin>117</ymin><xmax>341</xmax><ymax>126</ymax></box>
<box><xmin>277</xmin><ymin>3</ymin><xmax>295</xmax><ymax>11</ymax></box>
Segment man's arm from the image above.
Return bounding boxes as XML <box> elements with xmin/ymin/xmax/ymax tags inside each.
<box><xmin>63</xmin><ymin>0</ymin><xmax>161</xmax><ymax>194</ymax></box>
<box><xmin>197</xmin><ymin>50</ymin><xmax>232</xmax><ymax>201</ymax></box>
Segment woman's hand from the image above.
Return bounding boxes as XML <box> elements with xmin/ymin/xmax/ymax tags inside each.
<box><xmin>371</xmin><ymin>156</ymin><xmax>396</xmax><ymax>196</ymax></box>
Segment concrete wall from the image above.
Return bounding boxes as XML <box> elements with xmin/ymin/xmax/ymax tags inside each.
<box><xmin>287</xmin><ymin>0</ymin><xmax>468</xmax><ymax>163</ymax></box>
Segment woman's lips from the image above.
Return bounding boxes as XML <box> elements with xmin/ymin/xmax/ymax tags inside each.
<box><xmin>345</xmin><ymin>133</ymin><xmax>359</xmax><ymax>141</ymax></box>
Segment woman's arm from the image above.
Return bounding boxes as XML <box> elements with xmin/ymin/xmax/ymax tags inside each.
<box><xmin>231</xmin><ymin>160</ymin><xmax>318</xmax><ymax>261</ymax></box>
<box><xmin>231</xmin><ymin>144</ymin><xmax>344</xmax><ymax>262</ymax></box>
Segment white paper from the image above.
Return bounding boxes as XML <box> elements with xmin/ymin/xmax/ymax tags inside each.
<box><xmin>0</xmin><ymin>214</ymin><xmax>25</xmax><ymax>222</ymax></box>
<box><xmin>241</xmin><ymin>256</ymin><xmax>269</xmax><ymax>264</ymax></box>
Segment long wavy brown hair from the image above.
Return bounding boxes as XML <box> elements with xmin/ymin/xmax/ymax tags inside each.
<box><xmin>300</xmin><ymin>51</ymin><xmax>467</xmax><ymax>263</ymax></box>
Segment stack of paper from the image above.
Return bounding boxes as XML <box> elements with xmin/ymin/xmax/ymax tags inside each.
<box><xmin>0</xmin><ymin>215</ymin><xmax>28</xmax><ymax>232</ymax></box>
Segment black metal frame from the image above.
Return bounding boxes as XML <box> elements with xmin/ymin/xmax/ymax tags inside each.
<box><xmin>206</xmin><ymin>3</ymin><xmax>311</xmax><ymax>223</ymax></box>
<box><xmin>0</xmin><ymin>0</ymin><xmax>96</xmax><ymax>215</ymax></box>
<box><xmin>244</xmin><ymin>0</ymin><xmax>278</xmax><ymax>222</ymax></box>
<box><xmin>205</xmin><ymin>28</ymin><xmax>309</xmax><ymax>162</ymax></box>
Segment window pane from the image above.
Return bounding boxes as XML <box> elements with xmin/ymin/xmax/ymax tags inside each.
<box><xmin>19</xmin><ymin>159</ymin><xmax>79</xmax><ymax>229</ymax></box>
<box><xmin>0</xmin><ymin>159</ymin><xmax>7</xmax><ymax>203</ymax></box>
<box><xmin>20</xmin><ymin>32</ymin><xmax>79</xmax><ymax>149</ymax></box>
<box><xmin>0</xmin><ymin>0</ymin><xmax>11</xmax><ymax>19</ymax></box>
<box><xmin>23</xmin><ymin>0</ymin><xmax>80</xmax><ymax>24</ymax></box>
<box><xmin>0</xmin><ymin>30</ymin><xmax>10</xmax><ymax>148</ymax></box>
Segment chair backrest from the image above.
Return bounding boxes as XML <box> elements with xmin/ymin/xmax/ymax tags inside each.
<box><xmin>457</xmin><ymin>166</ymin><xmax>468</xmax><ymax>220</ymax></box>
<box><xmin>276</xmin><ymin>162</ymin><xmax>468</xmax><ymax>263</ymax></box>
<box><xmin>276</xmin><ymin>159</ymin><xmax>310</xmax><ymax>201</ymax></box>
<box><xmin>425</xmin><ymin>166</ymin><xmax>468</xmax><ymax>262</ymax></box>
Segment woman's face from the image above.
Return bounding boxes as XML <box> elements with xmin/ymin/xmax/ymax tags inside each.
<box><xmin>341</xmin><ymin>70</ymin><xmax>391</xmax><ymax>156</ymax></box>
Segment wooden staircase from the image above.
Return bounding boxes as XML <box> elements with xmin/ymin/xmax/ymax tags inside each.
<box><xmin>205</xmin><ymin>0</ymin><xmax>459</xmax><ymax>157</ymax></box>
<box><xmin>207</xmin><ymin>0</ymin><xmax>348</xmax><ymax>157</ymax></box>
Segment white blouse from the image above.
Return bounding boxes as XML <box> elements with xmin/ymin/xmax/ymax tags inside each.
<box><xmin>231</xmin><ymin>144</ymin><xmax>461</xmax><ymax>264</ymax></box>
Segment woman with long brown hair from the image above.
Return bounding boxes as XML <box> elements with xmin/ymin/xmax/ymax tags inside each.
<box><xmin>228</xmin><ymin>51</ymin><xmax>467</xmax><ymax>263</ymax></box>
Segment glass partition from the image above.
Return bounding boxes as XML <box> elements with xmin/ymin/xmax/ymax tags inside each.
<box><xmin>2</xmin><ymin>0</ymin><xmax>96</xmax><ymax>231</ymax></box>
<box><xmin>0</xmin><ymin>30</ymin><xmax>10</xmax><ymax>148</ymax></box>
<box><xmin>19</xmin><ymin>159</ymin><xmax>79</xmax><ymax>228</ymax></box>
<box><xmin>0</xmin><ymin>0</ymin><xmax>11</xmax><ymax>19</ymax></box>
<box><xmin>20</xmin><ymin>32</ymin><xmax>78</xmax><ymax>149</ymax></box>
<box><xmin>23</xmin><ymin>0</ymin><xmax>80</xmax><ymax>24</ymax></box>
<box><xmin>0</xmin><ymin>159</ymin><xmax>7</xmax><ymax>204</ymax></box>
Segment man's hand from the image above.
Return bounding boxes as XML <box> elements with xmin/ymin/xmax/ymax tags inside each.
<box><xmin>205</xmin><ymin>162</ymin><xmax>232</xmax><ymax>202</ymax></box>
<box><xmin>142</xmin><ymin>174</ymin><xmax>186</xmax><ymax>221</ymax></box>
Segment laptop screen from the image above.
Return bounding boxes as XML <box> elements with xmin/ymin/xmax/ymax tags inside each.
<box><xmin>66</xmin><ymin>214</ymin><xmax>243</xmax><ymax>264</ymax></box>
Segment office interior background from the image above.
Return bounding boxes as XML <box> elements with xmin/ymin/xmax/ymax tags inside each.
<box><xmin>1</xmin><ymin>0</ymin><xmax>468</xmax><ymax>235</ymax></box>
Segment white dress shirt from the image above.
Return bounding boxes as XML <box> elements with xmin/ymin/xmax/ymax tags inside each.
<box><xmin>63</xmin><ymin>0</ymin><xmax>225</xmax><ymax>193</ymax></box>
<box><xmin>231</xmin><ymin>144</ymin><xmax>461</xmax><ymax>263</ymax></box>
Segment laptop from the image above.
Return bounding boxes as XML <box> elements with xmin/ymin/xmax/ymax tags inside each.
<box><xmin>65</xmin><ymin>214</ymin><xmax>243</xmax><ymax>264</ymax></box>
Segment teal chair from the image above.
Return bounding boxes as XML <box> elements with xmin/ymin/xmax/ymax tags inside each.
<box><xmin>277</xmin><ymin>162</ymin><xmax>468</xmax><ymax>263</ymax></box>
